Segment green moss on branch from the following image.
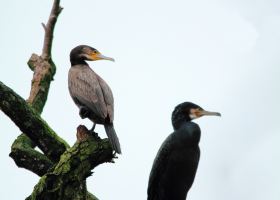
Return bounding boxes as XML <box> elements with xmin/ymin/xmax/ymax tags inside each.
<box><xmin>27</xmin><ymin>53</ymin><xmax>56</xmax><ymax>113</ymax></box>
<box><xmin>0</xmin><ymin>81</ymin><xmax>69</xmax><ymax>162</ymax></box>
<box><xmin>9</xmin><ymin>134</ymin><xmax>54</xmax><ymax>176</ymax></box>
<box><xmin>29</xmin><ymin>126</ymin><xmax>114</xmax><ymax>200</ymax></box>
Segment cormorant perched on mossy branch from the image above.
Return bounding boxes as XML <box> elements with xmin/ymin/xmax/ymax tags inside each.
<box><xmin>68</xmin><ymin>45</ymin><xmax>121</xmax><ymax>154</ymax></box>
<box><xmin>147</xmin><ymin>102</ymin><xmax>221</xmax><ymax>200</ymax></box>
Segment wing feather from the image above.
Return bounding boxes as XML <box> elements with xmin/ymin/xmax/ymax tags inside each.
<box><xmin>95</xmin><ymin>74</ymin><xmax>114</xmax><ymax>121</ymax></box>
<box><xmin>68</xmin><ymin>66</ymin><xmax>107</xmax><ymax>119</ymax></box>
<box><xmin>147</xmin><ymin>134</ymin><xmax>176</xmax><ymax>200</ymax></box>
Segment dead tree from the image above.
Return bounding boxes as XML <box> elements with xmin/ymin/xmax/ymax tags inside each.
<box><xmin>0</xmin><ymin>1</ymin><xmax>115</xmax><ymax>199</ymax></box>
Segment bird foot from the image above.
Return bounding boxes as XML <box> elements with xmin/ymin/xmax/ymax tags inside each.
<box><xmin>112</xmin><ymin>152</ymin><xmax>118</xmax><ymax>159</ymax></box>
<box><xmin>89</xmin><ymin>129</ymin><xmax>100</xmax><ymax>140</ymax></box>
<box><xmin>107</xmin><ymin>152</ymin><xmax>118</xmax><ymax>163</ymax></box>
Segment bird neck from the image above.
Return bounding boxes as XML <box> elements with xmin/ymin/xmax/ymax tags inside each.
<box><xmin>70</xmin><ymin>58</ymin><xmax>88</xmax><ymax>66</ymax></box>
<box><xmin>172</xmin><ymin>113</ymin><xmax>190</xmax><ymax>130</ymax></box>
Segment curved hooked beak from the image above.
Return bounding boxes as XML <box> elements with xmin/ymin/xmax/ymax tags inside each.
<box><xmin>190</xmin><ymin>108</ymin><xmax>221</xmax><ymax>119</ymax></box>
<box><xmin>89</xmin><ymin>52</ymin><xmax>115</xmax><ymax>62</ymax></box>
<box><xmin>199</xmin><ymin>110</ymin><xmax>221</xmax><ymax>117</ymax></box>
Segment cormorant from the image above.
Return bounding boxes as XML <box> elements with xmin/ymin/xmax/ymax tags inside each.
<box><xmin>68</xmin><ymin>45</ymin><xmax>121</xmax><ymax>154</ymax></box>
<box><xmin>147</xmin><ymin>102</ymin><xmax>221</xmax><ymax>200</ymax></box>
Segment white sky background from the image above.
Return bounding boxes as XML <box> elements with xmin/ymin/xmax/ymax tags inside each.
<box><xmin>0</xmin><ymin>0</ymin><xmax>280</xmax><ymax>199</ymax></box>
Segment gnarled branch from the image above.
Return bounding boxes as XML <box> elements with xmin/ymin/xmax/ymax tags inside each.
<box><xmin>0</xmin><ymin>0</ymin><xmax>116</xmax><ymax>199</ymax></box>
<box><xmin>11</xmin><ymin>0</ymin><xmax>63</xmax><ymax>173</ymax></box>
<box><xmin>9</xmin><ymin>134</ymin><xmax>54</xmax><ymax>176</ymax></box>
<box><xmin>0</xmin><ymin>81</ymin><xmax>69</xmax><ymax>162</ymax></box>
<box><xmin>26</xmin><ymin>0</ymin><xmax>62</xmax><ymax>113</ymax></box>
<box><xmin>28</xmin><ymin>126</ymin><xmax>113</xmax><ymax>200</ymax></box>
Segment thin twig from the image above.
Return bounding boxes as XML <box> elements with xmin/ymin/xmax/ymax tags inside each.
<box><xmin>41</xmin><ymin>23</ymin><xmax>47</xmax><ymax>32</ymax></box>
<box><xmin>41</xmin><ymin>0</ymin><xmax>63</xmax><ymax>60</ymax></box>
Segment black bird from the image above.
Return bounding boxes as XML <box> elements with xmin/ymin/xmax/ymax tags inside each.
<box><xmin>147</xmin><ymin>102</ymin><xmax>220</xmax><ymax>200</ymax></box>
<box><xmin>68</xmin><ymin>45</ymin><xmax>121</xmax><ymax>154</ymax></box>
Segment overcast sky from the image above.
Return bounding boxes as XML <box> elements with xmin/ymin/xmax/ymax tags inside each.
<box><xmin>0</xmin><ymin>0</ymin><xmax>280</xmax><ymax>199</ymax></box>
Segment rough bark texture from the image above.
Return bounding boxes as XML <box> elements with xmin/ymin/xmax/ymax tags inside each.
<box><xmin>10</xmin><ymin>131</ymin><xmax>51</xmax><ymax>178</ymax></box>
<box><xmin>0</xmin><ymin>0</ymin><xmax>115</xmax><ymax>199</ymax></box>
<box><xmin>11</xmin><ymin>0</ymin><xmax>63</xmax><ymax>171</ymax></box>
<box><xmin>0</xmin><ymin>81</ymin><xmax>69</xmax><ymax>161</ymax></box>
<box><xmin>28</xmin><ymin>126</ymin><xmax>113</xmax><ymax>200</ymax></box>
<box><xmin>10</xmin><ymin>134</ymin><xmax>54</xmax><ymax>177</ymax></box>
<box><xmin>26</xmin><ymin>53</ymin><xmax>56</xmax><ymax>113</ymax></box>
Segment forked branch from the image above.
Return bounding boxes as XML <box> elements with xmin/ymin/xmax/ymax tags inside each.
<box><xmin>0</xmin><ymin>81</ymin><xmax>69</xmax><ymax>162</ymax></box>
<box><xmin>41</xmin><ymin>0</ymin><xmax>63</xmax><ymax>60</ymax></box>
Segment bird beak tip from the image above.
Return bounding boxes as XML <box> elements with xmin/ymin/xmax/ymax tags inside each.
<box><xmin>200</xmin><ymin>110</ymin><xmax>221</xmax><ymax>117</ymax></box>
<box><xmin>99</xmin><ymin>54</ymin><xmax>115</xmax><ymax>62</ymax></box>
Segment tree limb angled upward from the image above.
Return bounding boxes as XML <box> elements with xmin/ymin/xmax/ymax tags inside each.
<box><xmin>27</xmin><ymin>0</ymin><xmax>63</xmax><ymax>112</ymax></box>
<box><xmin>0</xmin><ymin>81</ymin><xmax>69</xmax><ymax>161</ymax></box>
<box><xmin>11</xmin><ymin>0</ymin><xmax>64</xmax><ymax>172</ymax></box>
<box><xmin>0</xmin><ymin>0</ymin><xmax>116</xmax><ymax>199</ymax></box>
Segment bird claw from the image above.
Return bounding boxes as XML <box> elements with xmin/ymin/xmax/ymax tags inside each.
<box><xmin>106</xmin><ymin>152</ymin><xmax>118</xmax><ymax>163</ymax></box>
<box><xmin>108</xmin><ymin>157</ymin><xmax>116</xmax><ymax>163</ymax></box>
<box><xmin>90</xmin><ymin>130</ymin><xmax>100</xmax><ymax>139</ymax></box>
<box><xmin>112</xmin><ymin>152</ymin><xmax>118</xmax><ymax>159</ymax></box>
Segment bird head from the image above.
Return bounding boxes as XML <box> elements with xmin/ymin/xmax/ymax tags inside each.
<box><xmin>70</xmin><ymin>45</ymin><xmax>114</xmax><ymax>65</ymax></box>
<box><xmin>172</xmin><ymin>102</ymin><xmax>221</xmax><ymax>129</ymax></box>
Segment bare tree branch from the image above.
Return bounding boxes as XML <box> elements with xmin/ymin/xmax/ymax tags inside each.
<box><xmin>11</xmin><ymin>0</ymin><xmax>64</xmax><ymax>172</ymax></box>
<box><xmin>26</xmin><ymin>0</ymin><xmax>63</xmax><ymax>113</ymax></box>
<box><xmin>41</xmin><ymin>23</ymin><xmax>47</xmax><ymax>32</ymax></box>
<box><xmin>41</xmin><ymin>0</ymin><xmax>63</xmax><ymax>60</ymax></box>
<box><xmin>26</xmin><ymin>53</ymin><xmax>56</xmax><ymax>113</ymax></box>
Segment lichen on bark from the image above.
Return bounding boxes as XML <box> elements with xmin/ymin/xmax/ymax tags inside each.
<box><xmin>0</xmin><ymin>81</ymin><xmax>69</xmax><ymax>161</ymax></box>
<box><xmin>29</xmin><ymin>126</ymin><xmax>113</xmax><ymax>200</ymax></box>
<box><xmin>9</xmin><ymin>134</ymin><xmax>53</xmax><ymax>176</ymax></box>
<box><xmin>0</xmin><ymin>0</ymin><xmax>117</xmax><ymax>199</ymax></box>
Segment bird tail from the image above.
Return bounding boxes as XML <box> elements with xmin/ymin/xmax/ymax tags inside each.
<box><xmin>104</xmin><ymin>123</ymin><xmax>121</xmax><ymax>154</ymax></box>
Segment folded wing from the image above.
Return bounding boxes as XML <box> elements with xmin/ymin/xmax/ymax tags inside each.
<box><xmin>68</xmin><ymin>66</ymin><xmax>109</xmax><ymax>120</ymax></box>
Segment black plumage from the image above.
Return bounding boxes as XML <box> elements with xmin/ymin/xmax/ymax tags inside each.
<box><xmin>147</xmin><ymin>102</ymin><xmax>220</xmax><ymax>200</ymax></box>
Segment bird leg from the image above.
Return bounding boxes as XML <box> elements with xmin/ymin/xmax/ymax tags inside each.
<box><xmin>90</xmin><ymin>123</ymin><xmax>100</xmax><ymax>139</ymax></box>
<box><xmin>90</xmin><ymin>123</ymin><xmax>96</xmax><ymax>132</ymax></box>
<box><xmin>79</xmin><ymin>107</ymin><xmax>99</xmax><ymax>138</ymax></box>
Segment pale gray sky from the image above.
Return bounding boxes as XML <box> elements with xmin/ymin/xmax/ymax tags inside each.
<box><xmin>0</xmin><ymin>0</ymin><xmax>279</xmax><ymax>199</ymax></box>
